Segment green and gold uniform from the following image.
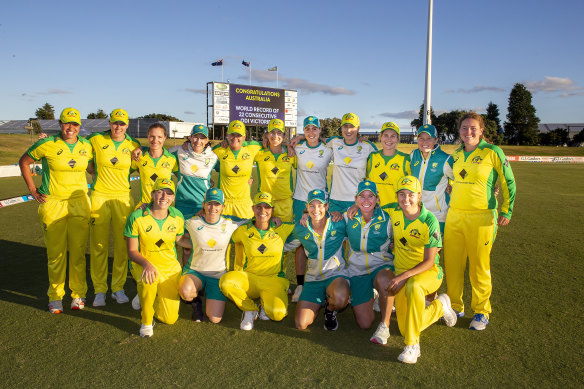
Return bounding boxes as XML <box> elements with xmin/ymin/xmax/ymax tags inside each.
<box><xmin>88</xmin><ymin>130</ymin><xmax>141</xmax><ymax>295</ymax></box>
<box><xmin>131</xmin><ymin>147</ymin><xmax>178</xmax><ymax>208</ymax></box>
<box><xmin>444</xmin><ymin>139</ymin><xmax>516</xmax><ymax>317</ymax></box>
<box><xmin>219</xmin><ymin>221</ymin><xmax>294</xmax><ymax>321</ymax></box>
<box><xmin>124</xmin><ymin>205</ymin><xmax>184</xmax><ymax>326</ymax></box>
<box><xmin>212</xmin><ymin>141</ymin><xmax>262</xmax><ymax>218</ymax></box>
<box><xmin>366</xmin><ymin>150</ymin><xmax>411</xmax><ymax>206</ymax></box>
<box><xmin>384</xmin><ymin>203</ymin><xmax>445</xmax><ymax>346</ymax></box>
<box><xmin>254</xmin><ymin>147</ymin><xmax>296</xmax><ymax>221</ymax></box>
<box><xmin>27</xmin><ymin>135</ymin><xmax>93</xmax><ymax>301</ymax></box>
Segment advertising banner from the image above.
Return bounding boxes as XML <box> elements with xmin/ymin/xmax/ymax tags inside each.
<box><xmin>507</xmin><ymin>156</ymin><xmax>584</xmax><ymax>163</ymax></box>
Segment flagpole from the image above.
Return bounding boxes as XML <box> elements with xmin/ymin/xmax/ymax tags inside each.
<box><xmin>221</xmin><ymin>63</ymin><xmax>224</xmax><ymax>82</ymax></box>
<box><xmin>276</xmin><ymin>69</ymin><xmax>279</xmax><ymax>88</ymax></box>
<box><xmin>423</xmin><ymin>0</ymin><xmax>433</xmax><ymax>125</ymax></box>
<box><xmin>249</xmin><ymin>64</ymin><xmax>252</xmax><ymax>86</ymax></box>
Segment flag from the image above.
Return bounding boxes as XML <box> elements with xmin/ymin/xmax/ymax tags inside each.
<box><xmin>211</xmin><ymin>59</ymin><xmax>223</xmax><ymax>66</ymax></box>
<box><xmin>268</xmin><ymin>66</ymin><xmax>278</xmax><ymax>71</ymax></box>
<box><xmin>242</xmin><ymin>60</ymin><xmax>250</xmax><ymax>67</ymax></box>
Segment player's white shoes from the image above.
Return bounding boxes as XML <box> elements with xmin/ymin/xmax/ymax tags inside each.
<box><xmin>131</xmin><ymin>294</ymin><xmax>141</xmax><ymax>310</ymax></box>
<box><xmin>437</xmin><ymin>293</ymin><xmax>457</xmax><ymax>327</ymax></box>
<box><xmin>71</xmin><ymin>298</ymin><xmax>85</xmax><ymax>310</ymax></box>
<box><xmin>112</xmin><ymin>290</ymin><xmax>130</xmax><ymax>304</ymax></box>
<box><xmin>48</xmin><ymin>300</ymin><xmax>63</xmax><ymax>314</ymax></box>
<box><xmin>398</xmin><ymin>344</ymin><xmax>421</xmax><ymax>364</ymax></box>
<box><xmin>140</xmin><ymin>323</ymin><xmax>154</xmax><ymax>338</ymax></box>
<box><xmin>291</xmin><ymin>285</ymin><xmax>303</xmax><ymax>303</ymax></box>
<box><xmin>258</xmin><ymin>305</ymin><xmax>270</xmax><ymax>321</ymax></box>
<box><xmin>470</xmin><ymin>314</ymin><xmax>489</xmax><ymax>330</ymax></box>
<box><xmin>370</xmin><ymin>322</ymin><xmax>390</xmax><ymax>345</ymax></box>
<box><xmin>240</xmin><ymin>310</ymin><xmax>258</xmax><ymax>331</ymax></box>
<box><xmin>93</xmin><ymin>293</ymin><xmax>106</xmax><ymax>307</ymax></box>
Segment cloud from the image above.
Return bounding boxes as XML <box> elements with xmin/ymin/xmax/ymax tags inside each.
<box><xmin>238</xmin><ymin>70</ymin><xmax>355</xmax><ymax>95</ymax></box>
<box><xmin>379</xmin><ymin>110</ymin><xmax>418</xmax><ymax>119</ymax></box>
<box><xmin>560</xmin><ymin>91</ymin><xmax>584</xmax><ymax>98</ymax></box>
<box><xmin>525</xmin><ymin>76</ymin><xmax>581</xmax><ymax>93</ymax></box>
<box><xmin>184</xmin><ymin>110</ymin><xmax>196</xmax><ymax>114</ymax></box>
<box><xmin>185</xmin><ymin>88</ymin><xmax>207</xmax><ymax>94</ymax></box>
<box><xmin>445</xmin><ymin>86</ymin><xmax>504</xmax><ymax>94</ymax></box>
<box><xmin>36</xmin><ymin>89</ymin><xmax>72</xmax><ymax>95</ymax></box>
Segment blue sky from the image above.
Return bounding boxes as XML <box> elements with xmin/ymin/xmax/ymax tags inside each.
<box><xmin>1</xmin><ymin>0</ymin><xmax>582</xmax><ymax>132</ymax></box>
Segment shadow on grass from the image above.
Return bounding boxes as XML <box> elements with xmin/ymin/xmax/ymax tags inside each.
<box><xmin>0</xmin><ymin>239</ymin><xmax>139</xmax><ymax>333</ymax></box>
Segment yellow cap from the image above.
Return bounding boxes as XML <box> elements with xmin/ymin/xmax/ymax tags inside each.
<box><xmin>152</xmin><ymin>178</ymin><xmax>175</xmax><ymax>193</ymax></box>
<box><xmin>253</xmin><ymin>192</ymin><xmax>273</xmax><ymax>207</ymax></box>
<box><xmin>110</xmin><ymin>108</ymin><xmax>129</xmax><ymax>125</ymax></box>
<box><xmin>227</xmin><ymin>120</ymin><xmax>246</xmax><ymax>136</ymax></box>
<box><xmin>59</xmin><ymin>108</ymin><xmax>81</xmax><ymax>125</ymax></box>
<box><xmin>396</xmin><ymin>175</ymin><xmax>421</xmax><ymax>194</ymax></box>
<box><xmin>267</xmin><ymin>118</ymin><xmax>285</xmax><ymax>133</ymax></box>
<box><xmin>341</xmin><ymin>113</ymin><xmax>360</xmax><ymax>128</ymax></box>
<box><xmin>381</xmin><ymin>121</ymin><xmax>400</xmax><ymax>135</ymax></box>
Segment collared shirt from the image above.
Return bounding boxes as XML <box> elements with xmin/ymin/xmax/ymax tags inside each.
<box><xmin>212</xmin><ymin>141</ymin><xmax>262</xmax><ymax>200</ymax></box>
<box><xmin>131</xmin><ymin>148</ymin><xmax>178</xmax><ymax>204</ymax></box>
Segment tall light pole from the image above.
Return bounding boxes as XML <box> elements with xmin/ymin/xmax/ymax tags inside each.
<box><xmin>423</xmin><ymin>0</ymin><xmax>433</xmax><ymax>125</ymax></box>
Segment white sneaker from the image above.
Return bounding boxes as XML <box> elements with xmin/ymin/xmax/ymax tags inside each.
<box><xmin>291</xmin><ymin>285</ymin><xmax>303</xmax><ymax>303</ymax></box>
<box><xmin>469</xmin><ymin>314</ymin><xmax>489</xmax><ymax>331</ymax></box>
<box><xmin>48</xmin><ymin>300</ymin><xmax>63</xmax><ymax>314</ymax></box>
<box><xmin>93</xmin><ymin>293</ymin><xmax>106</xmax><ymax>307</ymax></box>
<box><xmin>240</xmin><ymin>310</ymin><xmax>258</xmax><ymax>331</ymax></box>
<box><xmin>112</xmin><ymin>290</ymin><xmax>130</xmax><ymax>304</ymax></box>
<box><xmin>139</xmin><ymin>323</ymin><xmax>154</xmax><ymax>338</ymax></box>
<box><xmin>370</xmin><ymin>322</ymin><xmax>390</xmax><ymax>345</ymax></box>
<box><xmin>398</xmin><ymin>344</ymin><xmax>421</xmax><ymax>364</ymax></box>
<box><xmin>437</xmin><ymin>293</ymin><xmax>457</xmax><ymax>327</ymax></box>
<box><xmin>373</xmin><ymin>289</ymin><xmax>380</xmax><ymax>312</ymax></box>
<box><xmin>71</xmin><ymin>298</ymin><xmax>85</xmax><ymax>310</ymax></box>
<box><xmin>258</xmin><ymin>305</ymin><xmax>270</xmax><ymax>321</ymax></box>
<box><xmin>131</xmin><ymin>294</ymin><xmax>141</xmax><ymax>310</ymax></box>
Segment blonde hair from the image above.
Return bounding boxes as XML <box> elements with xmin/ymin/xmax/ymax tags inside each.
<box><xmin>458</xmin><ymin>112</ymin><xmax>490</xmax><ymax>143</ymax></box>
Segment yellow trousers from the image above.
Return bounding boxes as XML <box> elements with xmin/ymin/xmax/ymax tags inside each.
<box><xmin>395</xmin><ymin>266</ymin><xmax>443</xmax><ymax>345</ymax></box>
<box><xmin>133</xmin><ymin>263</ymin><xmax>181</xmax><ymax>326</ymax></box>
<box><xmin>39</xmin><ymin>195</ymin><xmax>90</xmax><ymax>301</ymax></box>
<box><xmin>273</xmin><ymin>198</ymin><xmax>293</xmax><ymax>222</ymax></box>
<box><xmin>219</xmin><ymin>271</ymin><xmax>289</xmax><ymax>321</ymax></box>
<box><xmin>444</xmin><ymin>208</ymin><xmax>497</xmax><ymax>317</ymax></box>
<box><xmin>90</xmin><ymin>191</ymin><xmax>134</xmax><ymax>294</ymax></box>
<box><xmin>130</xmin><ymin>263</ymin><xmax>143</xmax><ymax>297</ymax></box>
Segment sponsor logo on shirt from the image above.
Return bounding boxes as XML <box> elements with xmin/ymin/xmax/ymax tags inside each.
<box><xmin>318</xmin><ymin>150</ymin><xmax>324</xmax><ymax>158</ymax></box>
<box><xmin>357</xmin><ymin>146</ymin><xmax>362</xmax><ymax>154</ymax></box>
<box><xmin>205</xmin><ymin>158</ymin><xmax>211</xmax><ymax>166</ymax></box>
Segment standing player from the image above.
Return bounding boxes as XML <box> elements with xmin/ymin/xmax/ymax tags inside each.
<box><xmin>444</xmin><ymin>112</ymin><xmax>516</xmax><ymax>330</ymax></box>
<box><xmin>88</xmin><ymin>109</ymin><xmax>141</xmax><ymax>307</ymax></box>
<box><xmin>219</xmin><ymin>192</ymin><xmax>295</xmax><ymax>331</ymax></box>
<box><xmin>254</xmin><ymin>118</ymin><xmax>296</xmax><ymax>222</ymax></box>
<box><xmin>366</xmin><ymin>122</ymin><xmax>411</xmax><ymax>206</ymax></box>
<box><xmin>179</xmin><ymin>188</ymin><xmax>247</xmax><ymax>323</ymax></box>
<box><xmin>125</xmin><ymin>178</ymin><xmax>187</xmax><ymax>337</ymax></box>
<box><xmin>19</xmin><ymin>108</ymin><xmax>93</xmax><ymax>313</ymax></box>
<box><xmin>410</xmin><ymin>124</ymin><xmax>453</xmax><ymax>235</ymax></box>
<box><xmin>384</xmin><ymin>176</ymin><xmax>457</xmax><ymax>364</ymax></box>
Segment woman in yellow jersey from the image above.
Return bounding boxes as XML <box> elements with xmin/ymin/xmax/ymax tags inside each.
<box><xmin>254</xmin><ymin>118</ymin><xmax>295</xmax><ymax>222</ymax></box>
<box><xmin>219</xmin><ymin>192</ymin><xmax>294</xmax><ymax>331</ymax></box>
<box><xmin>444</xmin><ymin>112</ymin><xmax>516</xmax><ymax>331</ymax></box>
<box><xmin>129</xmin><ymin>123</ymin><xmax>178</xmax><ymax>310</ymax></box>
<box><xmin>366</xmin><ymin>122</ymin><xmax>411</xmax><ymax>206</ymax></box>
<box><xmin>19</xmin><ymin>108</ymin><xmax>93</xmax><ymax>313</ymax></box>
<box><xmin>384</xmin><ymin>176</ymin><xmax>457</xmax><ymax>364</ymax></box>
<box><xmin>125</xmin><ymin>178</ymin><xmax>188</xmax><ymax>338</ymax></box>
<box><xmin>88</xmin><ymin>109</ymin><xmax>141</xmax><ymax>307</ymax></box>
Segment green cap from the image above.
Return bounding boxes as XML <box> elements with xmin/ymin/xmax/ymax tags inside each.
<box><xmin>307</xmin><ymin>189</ymin><xmax>327</xmax><ymax>204</ymax></box>
<box><xmin>417</xmin><ymin>124</ymin><xmax>437</xmax><ymax>138</ymax></box>
<box><xmin>191</xmin><ymin>124</ymin><xmax>209</xmax><ymax>137</ymax></box>
<box><xmin>204</xmin><ymin>188</ymin><xmax>224</xmax><ymax>204</ymax></box>
<box><xmin>303</xmin><ymin>116</ymin><xmax>320</xmax><ymax>129</ymax></box>
<box><xmin>356</xmin><ymin>180</ymin><xmax>378</xmax><ymax>197</ymax></box>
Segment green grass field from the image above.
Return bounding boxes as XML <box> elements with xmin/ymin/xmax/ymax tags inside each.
<box><xmin>1</xmin><ymin>136</ymin><xmax>583</xmax><ymax>387</ymax></box>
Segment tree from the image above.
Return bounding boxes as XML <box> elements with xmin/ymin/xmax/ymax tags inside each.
<box><xmin>482</xmin><ymin>116</ymin><xmax>504</xmax><ymax>145</ymax></box>
<box><xmin>25</xmin><ymin>118</ymin><xmax>43</xmax><ymax>144</ymax></box>
<box><xmin>486</xmin><ymin>101</ymin><xmax>501</xmax><ymax>129</ymax></box>
<box><xmin>433</xmin><ymin>110</ymin><xmax>464</xmax><ymax>143</ymax></box>
<box><xmin>319</xmin><ymin>117</ymin><xmax>342</xmax><ymax>138</ymax></box>
<box><xmin>138</xmin><ymin>113</ymin><xmax>182</xmax><ymax>122</ymax></box>
<box><xmin>504</xmin><ymin>83</ymin><xmax>540</xmax><ymax>145</ymax></box>
<box><xmin>87</xmin><ymin>109</ymin><xmax>108</xmax><ymax>119</ymax></box>
<box><xmin>540</xmin><ymin>128</ymin><xmax>569</xmax><ymax>146</ymax></box>
<box><xmin>571</xmin><ymin>129</ymin><xmax>584</xmax><ymax>146</ymax></box>
<box><xmin>35</xmin><ymin>103</ymin><xmax>55</xmax><ymax>120</ymax></box>
<box><xmin>411</xmin><ymin>103</ymin><xmax>437</xmax><ymax>130</ymax></box>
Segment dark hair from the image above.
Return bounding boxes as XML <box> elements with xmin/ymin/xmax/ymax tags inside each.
<box><xmin>148</xmin><ymin>123</ymin><xmax>168</xmax><ymax>137</ymax></box>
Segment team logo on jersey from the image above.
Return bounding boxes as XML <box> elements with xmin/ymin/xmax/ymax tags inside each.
<box><xmin>167</xmin><ymin>224</ymin><xmax>177</xmax><ymax>232</ymax></box>
<box><xmin>68</xmin><ymin>159</ymin><xmax>76</xmax><ymax>168</ymax></box>
<box><xmin>146</xmin><ymin>225</ymin><xmax>152</xmax><ymax>232</ymax></box>
<box><xmin>242</xmin><ymin>153</ymin><xmax>250</xmax><ymax>160</ymax></box>
<box><xmin>432</xmin><ymin>162</ymin><xmax>438</xmax><ymax>169</ymax></box>
<box><xmin>390</xmin><ymin>163</ymin><xmax>400</xmax><ymax>170</ymax></box>
<box><xmin>102</xmin><ymin>145</ymin><xmax>109</xmax><ymax>149</ymax></box>
<box><xmin>331</xmin><ymin>231</ymin><xmax>337</xmax><ymax>236</ymax></box>
<box><xmin>264</xmin><ymin>156</ymin><xmax>271</xmax><ymax>161</ymax></box>
<box><xmin>282</xmin><ymin>156</ymin><xmax>290</xmax><ymax>162</ymax></box>
<box><xmin>375</xmin><ymin>162</ymin><xmax>380</xmax><ymax>168</ymax></box>
<box><xmin>318</xmin><ymin>150</ymin><xmax>324</xmax><ymax>158</ymax></box>
<box><xmin>221</xmin><ymin>224</ymin><xmax>227</xmax><ymax>232</ymax></box>
<box><xmin>162</xmin><ymin>162</ymin><xmax>170</xmax><ymax>168</ymax></box>
<box><xmin>409</xmin><ymin>229</ymin><xmax>421</xmax><ymax>238</ymax></box>
<box><xmin>122</xmin><ymin>148</ymin><xmax>131</xmax><ymax>154</ymax></box>
<box><xmin>394</xmin><ymin>221</ymin><xmax>400</xmax><ymax>226</ymax></box>
<box><xmin>204</xmin><ymin>158</ymin><xmax>211</xmax><ymax>166</ymax></box>
<box><xmin>257</xmin><ymin>244</ymin><xmax>267</xmax><ymax>254</ymax></box>
<box><xmin>305</xmin><ymin>233</ymin><xmax>311</xmax><ymax>240</ymax></box>
<box><xmin>471</xmin><ymin>156</ymin><xmax>483</xmax><ymax>164</ymax></box>
<box><xmin>357</xmin><ymin>146</ymin><xmax>362</xmax><ymax>154</ymax></box>
<box><xmin>374</xmin><ymin>224</ymin><xmax>381</xmax><ymax>231</ymax></box>
<box><xmin>268</xmin><ymin>232</ymin><xmax>276</xmax><ymax>239</ymax></box>
<box><xmin>79</xmin><ymin>149</ymin><xmax>87</xmax><ymax>156</ymax></box>
<box><xmin>57</xmin><ymin>149</ymin><xmax>63</xmax><ymax>155</ymax></box>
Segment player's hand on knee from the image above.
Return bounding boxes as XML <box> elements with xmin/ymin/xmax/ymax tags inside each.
<box><xmin>142</xmin><ymin>263</ymin><xmax>158</xmax><ymax>284</ymax></box>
